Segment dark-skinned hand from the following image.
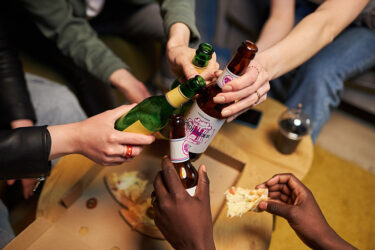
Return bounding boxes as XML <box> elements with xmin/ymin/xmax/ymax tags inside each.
<box><xmin>152</xmin><ymin>156</ymin><xmax>215</xmax><ymax>250</ymax></box>
<box><xmin>256</xmin><ymin>173</ymin><xmax>356</xmax><ymax>250</ymax></box>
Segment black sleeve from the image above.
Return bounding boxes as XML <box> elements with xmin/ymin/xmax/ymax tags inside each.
<box><xmin>0</xmin><ymin>126</ymin><xmax>51</xmax><ymax>179</ymax></box>
<box><xmin>0</xmin><ymin>18</ymin><xmax>37</xmax><ymax>125</ymax></box>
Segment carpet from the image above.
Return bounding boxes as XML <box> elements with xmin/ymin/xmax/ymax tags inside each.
<box><xmin>269</xmin><ymin>146</ymin><xmax>375</xmax><ymax>250</ymax></box>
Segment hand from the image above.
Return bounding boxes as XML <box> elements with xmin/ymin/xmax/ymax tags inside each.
<box><xmin>166</xmin><ymin>22</ymin><xmax>219</xmax><ymax>84</ymax></box>
<box><xmin>7</xmin><ymin>179</ymin><xmax>37</xmax><ymax>199</ymax></box>
<box><xmin>256</xmin><ymin>174</ymin><xmax>355</xmax><ymax>250</ymax></box>
<box><xmin>47</xmin><ymin>104</ymin><xmax>155</xmax><ymax>165</ymax></box>
<box><xmin>110</xmin><ymin>69</ymin><xmax>151</xmax><ymax>103</ymax></box>
<box><xmin>167</xmin><ymin>44</ymin><xmax>219</xmax><ymax>84</ymax></box>
<box><xmin>213</xmin><ymin>59</ymin><xmax>270</xmax><ymax>122</ymax></box>
<box><xmin>153</xmin><ymin>156</ymin><xmax>215</xmax><ymax>250</ymax></box>
<box><xmin>9</xmin><ymin>119</ymin><xmax>37</xmax><ymax>199</ymax></box>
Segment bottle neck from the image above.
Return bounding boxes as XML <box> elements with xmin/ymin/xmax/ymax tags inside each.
<box><xmin>170</xmin><ymin>115</ymin><xmax>190</xmax><ymax>163</ymax></box>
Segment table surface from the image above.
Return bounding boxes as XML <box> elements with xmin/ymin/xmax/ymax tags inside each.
<box><xmin>36</xmin><ymin>98</ymin><xmax>314</xmax><ymax>250</ymax></box>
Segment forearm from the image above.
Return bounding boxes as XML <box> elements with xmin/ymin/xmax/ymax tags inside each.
<box><xmin>257</xmin><ymin>0</ymin><xmax>369</xmax><ymax>80</ymax></box>
<box><xmin>313</xmin><ymin>227</ymin><xmax>356</xmax><ymax>250</ymax></box>
<box><xmin>256</xmin><ymin>0</ymin><xmax>295</xmax><ymax>52</ymax></box>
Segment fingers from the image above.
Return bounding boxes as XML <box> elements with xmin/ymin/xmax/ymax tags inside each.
<box><xmin>7</xmin><ymin>179</ymin><xmax>15</xmax><ymax>185</ymax></box>
<box><xmin>221</xmin><ymin>66</ymin><xmax>259</xmax><ymax>92</ymax></box>
<box><xmin>266</xmin><ymin>173</ymin><xmax>305</xmax><ymax>192</ymax></box>
<box><xmin>161</xmin><ymin>156</ymin><xmax>185</xmax><ymax>193</ymax></box>
<box><xmin>226</xmin><ymin>109</ymin><xmax>248</xmax><ymax>123</ymax></box>
<box><xmin>110</xmin><ymin>104</ymin><xmax>137</xmax><ymax>121</ymax></box>
<box><xmin>153</xmin><ymin>171</ymin><xmax>169</xmax><ymax>202</ymax></box>
<box><xmin>182</xmin><ymin>62</ymin><xmax>198</xmax><ymax>80</ymax></box>
<box><xmin>112</xmin><ymin>130</ymin><xmax>155</xmax><ymax>145</ymax></box>
<box><xmin>104</xmin><ymin>145</ymin><xmax>143</xmax><ymax>158</ymax></box>
<box><xmin>261</xmin><ymin>200</ymin><xmax>294</xmax><ymax>219</ymax></box>
<box><xmin>195</xmin><ymin>164</ymin><xmax>210</xmax><ymax>199</ymax></box>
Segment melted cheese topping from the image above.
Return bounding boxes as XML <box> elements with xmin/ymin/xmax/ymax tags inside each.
<box><xmin>225</xmin><ymin>187</ymin><xmax>269</xmax><ymax>217</ymax></box>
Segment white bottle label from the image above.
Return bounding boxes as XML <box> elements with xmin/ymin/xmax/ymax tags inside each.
<box><xmin>217</xmin><ymin>67</ymin><xmax>239</xmax><ymax>88</ymax></box>
<box><xmin>185</xmin><ymin>102</ymin><xmax>225</xmax><ymax>154</ymax></box>
<box><xmin>186</xmin><ymin>186</ymin><xmax>197</xmax><ymax>196</ymax></box>
<box><xmin>170</xmin><ymin>137</ymin><xmax>189</xmax><ymax>163</ymax></box>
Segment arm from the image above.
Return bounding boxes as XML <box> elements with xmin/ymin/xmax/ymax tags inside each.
<box><xmin>162</xmin><ymin>0</ymin><xmax>219</xmax><ymax>82</ymax></box>
<box><xmin>20</xmin><ymin>0</ymin><xmax>150</xmax><ymax>103</ymax></box>
<box><xmin>0</xmin><ymin>105</ymin><xmax>155</xmax><ymax>180</ymax></box>
<box><xmin>258</xmin><ymin>0</ymin><xmax>369</xmax><ymax>79</ymax></box>
<box><xmin>256</xmin><ymin>0</ymin><xmax>295</xmax><ymax>52</ymax></box>
<box><xmin>0</xmin><ymin>20</ymin><xmax>36</xmax><ymax>127</ymax></box>
<box><xmin>256</xmin><ymin>174</ymin><xmax>356</xmax><ymax>250</ymax></box>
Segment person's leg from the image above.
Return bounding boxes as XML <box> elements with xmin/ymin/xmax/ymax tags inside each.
<box><xmin>0</xmin><ymin>199</ymin><xmax>14</xmax><ymax>248</ymax></box>
<box><xmin>285</xmin><ymin>26</ymin><xmax>375</xmax><ymax>142</ymax></box>
<box><xmin>25</xmin><ymin>73</ymin><xmax>87</xmax><ymax>126</ymax></box>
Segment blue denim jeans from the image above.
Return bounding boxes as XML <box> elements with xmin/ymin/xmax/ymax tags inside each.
<box><xmin>270</xmin><ymin>4</ymin><xmax>375</xmax><ymax>142</ymax></box>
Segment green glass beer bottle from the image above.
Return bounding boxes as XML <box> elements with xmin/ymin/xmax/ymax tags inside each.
<box><xmin>115</xmin><ymin>75</ymin><xmax>206</xmax><ymax>134</ymax></box>
<box><xmin>170</xmin><ymin>42</ymin><xmax>214</xmax><ymax>89</ymax></box>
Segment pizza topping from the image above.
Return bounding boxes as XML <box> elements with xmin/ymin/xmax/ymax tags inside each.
<box><xmin>86</xmin><ymin>197</ymin><xmax>97</xmax><ymax>209</ymax></box>
<box><xmin>225</xmin><ymin>187</ymin><xmax>269</xmax><ymax>217</ymax></box>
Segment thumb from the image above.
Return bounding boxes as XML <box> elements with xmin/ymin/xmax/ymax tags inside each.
<box><xmin>195</xmin><ymin>164</ymin><xmax>210</xmax><ymax>198</ymax></box>
<box><xmin>111</xmin><ymin>104</ymin><xmax>137</xmax><ymax>121</ymax></box>
<box><xmin>260</xmin><ymin>200</ymin><xmax>293</xmax><ymax>219</ymax></box>
<box><xmin>182</xmin><ymin>63</ymin><xmax>198</xmax><ymax>80</ymax></box>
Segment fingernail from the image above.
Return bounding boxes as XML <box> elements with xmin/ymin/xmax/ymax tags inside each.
<box><xmin>163</xmin><ymin>155</ymin><xmax>168</xmax><ymax>159</ymax></box>
<box><xmin>222</xmin><ymin>85</ymin><xmax>232</xmax><ymax>92</ymax></box>
<box><xmin>201</xmin><ymin>164</ymin><xmax>207</xmax><ymax>173</ymax></box>
<box><xmin>259</xmin><ymin>201</ymin><xmax>267</xmax><ymax>210</ymax></box>
<box><xmin>213</xmin><ymin>96</ymin><xmax>225</xmax><ymax>103</ymax></box>
<box><xmin>222</xmin><ymin>109</ymin><xmax>231</xmax><ymax>116</ymax></box>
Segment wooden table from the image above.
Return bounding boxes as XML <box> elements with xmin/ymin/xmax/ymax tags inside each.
<box><xmin>36</xmin><ymin>98</ymin><xmax>313</xmax><ymax>250</ymax></box>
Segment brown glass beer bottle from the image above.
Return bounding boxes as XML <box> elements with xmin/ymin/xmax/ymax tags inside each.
<box><xmin>170</xmin><ymin>114</ymin><xmax>198</xmax><ymax>196</ymax></box>
<box><xmin>184</xmin><ymin>40</ymin><xmax>258</xmax><ymax>161</ymax></box>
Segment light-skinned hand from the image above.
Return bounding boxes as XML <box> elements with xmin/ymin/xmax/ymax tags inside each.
<box><xmin>47</xmin><ymin>104</ymin><xmax>155</xmax><ymax>166</ymax></box>
<box><xmin>110</xmin><ymin>68</ymin><xmax>151</xmax><ymax>103</ymax></box>
<box><xmin>213</xmin><ymin>59</ymin><xmax>270</xmax><ymax>122</ymax></box>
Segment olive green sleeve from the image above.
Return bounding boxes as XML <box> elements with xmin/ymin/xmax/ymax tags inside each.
<box><xmin>19</xmin><ymin>0</ymin><xmax>127</xmax><ymax>84</ymax></box>
<box><xmin>160</xmin><ymin>0</ymin><xmax>201</xmax><ymax>47</ymax></box>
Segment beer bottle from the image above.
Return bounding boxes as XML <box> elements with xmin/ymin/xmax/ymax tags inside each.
<box><xmin>170</xmin><ymin>42</ymin><xmax>214</xmax><ymax>89</ymax></box>
<box><xmin>170</xmin><ymin>114</ymin><xmax>198</xmax><ymax>196</ymax></box>
<box><xmin>185</xmin><ymin>40</ymin><xmax>258</xmax><ymax>161</ymax></box>
<box><xmin>115</xmin><ymin>75</ymin><xmax>206</xmax><ymax>134</ymax></box>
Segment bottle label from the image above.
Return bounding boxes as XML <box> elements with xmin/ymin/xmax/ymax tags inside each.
<box><xmin>217</xmin><ymin>67</ymin><xmax>239</xmax><ymax>88</ymax></box>
<box><xmin>186</xmin><ymin>186</ymin><xmax>196</xmax><ymax>196</ymax></box>
<box><xmin>166</xmin><ymin>85</ymin><xmax>189</xmax><ymax>108</ymax></box>
<box><xmin>123</xmin><ymin>120</ymin><xmax>153</xmax><ymax>135</ymax></box>
<box><xmin>185</xmin><ymin>102</ymin><xmax>225</xmax><ymax>154</ymax></box>
<box><xmin>170</xmin><ymin>137</ymin><xmax>189</xmax><ymax>163</ymax></box>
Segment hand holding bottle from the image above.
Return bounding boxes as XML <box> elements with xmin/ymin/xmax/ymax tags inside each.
<box><xmin>48</xmin><ymin>105</ymin><xmax>155</xmax><ymax>166</ymax></box>
<box><xmin>256</xmin><ymin>174</ymin><xmax>355</xmax><ymax>250</ymax></box>
<box><xmin>167</xmin><ymin>24</ymin><xmax>218</xmax><ymax>84</ymax></box>
<box><xmin>213</xmin><ymin>59</ymin><xmax>270</xmax><ymax>122</ymax></box>
<box><xmin>153</xmin><ymin>156</ymin><xmax>215</xmax><ymax>250</ymax></box>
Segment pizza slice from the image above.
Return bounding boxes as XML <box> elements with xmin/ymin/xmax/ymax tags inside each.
<box><xmin>120</xmin><ymin>198</ymin><xmax>164</xmax><ymax>240</ymax></box>
<box><xmin>225</xmin><ymin>187</ymin><xmax>269</xmax><ymax>217</ymax></box>
<box><xmin>105</xmin><ymin>171</ymin><xmax>148</xmax><ymax>208</ymax></box>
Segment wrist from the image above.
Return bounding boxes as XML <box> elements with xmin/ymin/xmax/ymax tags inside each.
<box><xmin>167</xmin><ymin>23</ymin><xmax>190</xmax><ymax>49</ymax></box>
<box><xmin>176</xmin><ymin>237</ymin><xmax>215</xmax><ymax>250</ymax></box>
<box><xmin>256</xmin><ymin>51</ymin><xmax>280</xmax><ymax>80</ymax></box>
<box><xmin>47</xmin><ymin>123</ymin><xmax>80</xmax><ymax>160</ymax></box>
